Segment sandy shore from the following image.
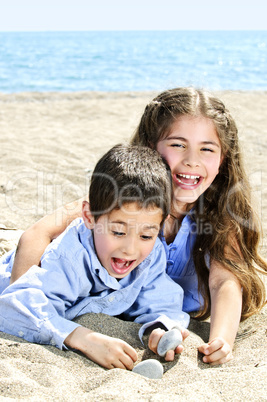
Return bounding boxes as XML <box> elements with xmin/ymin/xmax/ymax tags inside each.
<box><xmin>0</xmin><ymin>91</ymin><xmax>266</xmax><ymax>401</ymax></box>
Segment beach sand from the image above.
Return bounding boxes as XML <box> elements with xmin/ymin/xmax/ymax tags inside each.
<box><xmin>0</xmin><ymin>91</ymin><xmax>266</xmax><ymax>401</ymax></box>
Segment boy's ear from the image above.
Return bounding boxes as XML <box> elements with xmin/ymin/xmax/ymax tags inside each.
<box><xmin>82</xmin><ymin>201</ymin><xmax>95</xmax><ymax>229</ymax></box>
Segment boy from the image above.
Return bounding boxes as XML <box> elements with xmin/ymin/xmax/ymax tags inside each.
<box><xmin>0</xmin><ymin>144</ymin><xmax>189</xmax><ymax>370</ymax></box>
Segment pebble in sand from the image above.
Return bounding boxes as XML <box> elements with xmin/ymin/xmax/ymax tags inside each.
<box><xmin>157</xmin><ymin>328</ymin><xmax>183</xmax><ymax>357</ymax></box>
<box><xmin>132</xmin><ymin>359</ymin><xmax>164</xmax><ymax>379</ymax></box>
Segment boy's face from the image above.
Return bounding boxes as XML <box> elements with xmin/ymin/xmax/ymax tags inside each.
<box><xmin>83</xmin><ymin>202</ymin><xmax>163</xmax><ymax>279</ymax></box>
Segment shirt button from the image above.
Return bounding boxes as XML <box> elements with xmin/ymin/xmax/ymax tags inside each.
<box><xmin>167</xmin><ymin>260</ymin><xmax>174</xmax><ymax>266</ymax></box>
<box><xmin>109</xmin><ymin>296</ymin><xmax>115</xmax><ymax>302</ymax></box>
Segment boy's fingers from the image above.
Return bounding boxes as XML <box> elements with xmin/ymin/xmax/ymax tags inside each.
<box><xmin>174</xmin><ymin>344</ymin><xmax>184</xmax><ymax>354</ymax></box>
<box><xmin>124</xmin><ymin>344</ymin><xmax>138</xmax><ymax>363</ymax></box>
<box><xmin>164</xmin><ymin>349</ymin><xmax>175</xmax><ymax>361</ymax></box>
<box><xmin>181</xmin><ymin>328</ymin><xmax>190</xmax><ymax>340</ymax></box>
<box><xmin>148</xmin><ymin>328</ymin><xmax>166</xmax><ymax>351</ymax></box>
<box><xmin>120</xmin><ymin>354</ymin><xmax>135</xmax><ymax>370</ymax></box>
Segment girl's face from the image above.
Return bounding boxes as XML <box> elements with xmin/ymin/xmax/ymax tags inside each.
<box><xmin>156</xmin><ymin>116</ymin><xmax>223</xmax><ymax>211</ymax></box>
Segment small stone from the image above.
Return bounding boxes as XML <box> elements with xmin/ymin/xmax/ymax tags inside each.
<box><xmin>157</xmin><ymin>328</ymin><xmax>183</xmax><ymax>357</ymax></box>
<box><xmin>132</xmin><ymin>359</ymin><xmax>163</xmax><ymax>379</ymax></box>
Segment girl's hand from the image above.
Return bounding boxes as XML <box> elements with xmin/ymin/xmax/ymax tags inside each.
<box><xmin>198</xmin><ymin>337</ymin><xmax>233</xmax><ymax>365</ymax></box>
<box><xmin>65</xmin><ymin>326</ymin><xmax>137</xmax><ymax>369</ymax></box>
<box><xmin>148</xmin><ymin>327</ymin><xmax>189</xmax><ymax>361</ymax></box>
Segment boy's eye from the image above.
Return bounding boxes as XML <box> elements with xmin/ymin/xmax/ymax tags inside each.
<box><xmin>112</xmin><ymin>231</ymin><xmax>125</xmax><ymax>237</ymax></box>
<box><xmin>140</xmin><ymin>235</ymin><xmax>153</xmax><ymax>240</ymax></box>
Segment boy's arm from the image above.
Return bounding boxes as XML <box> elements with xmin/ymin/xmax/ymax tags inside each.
<box><xmin>123</xmin><ymin>241</ymin><xmax>190</xmax><ymax>359</ymax></box>
<box><xmin>3</xmin><ymin>253</ymin><xmax>137</xmax><ymax>370</ymax></box>
<box><xmin>198</xmin><ymin>258</ymin><xmax>242</xmax><ymax>365</ymax></box>
<box><xmin>10</xmin><ymin>197</ymin><xmax>85</xmax><ymax>283</ymax></box>
<box><xmin>64</xmin><ymin>327</ymin><xmax>137</xmax><ymax>369</ymax></box>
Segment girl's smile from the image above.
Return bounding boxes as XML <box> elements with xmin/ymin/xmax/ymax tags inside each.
<box><xmin>156</xmin><ymin>116</ymin><xmax>223</xmax><ymax>211</ymax></box>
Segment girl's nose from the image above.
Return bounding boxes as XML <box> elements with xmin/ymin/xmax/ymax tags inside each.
<box><xmin>183</xmin><ymin>150</ymin><xmax>200</xmax><ymax>168</ymax></box>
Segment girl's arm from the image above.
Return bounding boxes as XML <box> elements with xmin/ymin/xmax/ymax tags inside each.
<box><xmin>10</xmin><ymin>197</ymin><xmax>86</xmax><ymax>283</ymax></box>
<box><xmin>198</xmin><ymin>258</ymin><xmax>242</xmax><ymax>365</ymax></box>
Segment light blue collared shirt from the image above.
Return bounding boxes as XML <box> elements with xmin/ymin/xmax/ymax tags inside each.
<box><xmin>0</xmin><ymin>218</ymin><xmax>189</xmax><ymax>350</ymax></box>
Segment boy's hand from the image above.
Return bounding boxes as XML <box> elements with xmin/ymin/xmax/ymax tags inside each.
<box><xmin>198</xmin><ymin>337</ymin><xmax>233</xmax><ymax>365</ymax></box>
<box><xmin>148</xmin><ymin>327</ymin><xmax>189</xmax><ymax>361</ymax></box>
<box><xmin>65</xmin><ymin>326</ymin><xmax>137</xmax><ymax>369</ymax></box>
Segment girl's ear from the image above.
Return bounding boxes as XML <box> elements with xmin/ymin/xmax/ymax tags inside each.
<box><xmin>82</xmin><ymin>201</ymin><xmax>95</xmax><ymax>229</ymax></box>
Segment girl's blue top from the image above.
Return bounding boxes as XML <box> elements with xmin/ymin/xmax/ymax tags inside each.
<box><xmin>159</xmin><ymin>212</ymin><xmax>203</xmax><ymax>313</ymax></box>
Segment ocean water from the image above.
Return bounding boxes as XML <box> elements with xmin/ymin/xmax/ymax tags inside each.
<box><xmin>0</xmin><ymin>31</ymin><xmax>266</xmax><ymax>93</ymax></box>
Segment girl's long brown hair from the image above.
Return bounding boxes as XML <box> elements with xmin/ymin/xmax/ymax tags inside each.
<box><xmin>131</xmin><ymin>87</ymin><xmax>267</xmax><ymax>320</ymax></box>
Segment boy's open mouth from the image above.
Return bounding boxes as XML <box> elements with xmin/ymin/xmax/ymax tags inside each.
<box><xmin>111</xmin><ymin>258</ymin><xmax>135</xmax><ymax>274</ymax></box>
<box><xmin>175</xmin><ymin>173</ymin><xmax>202</xmax><ymax>186</ymax></box>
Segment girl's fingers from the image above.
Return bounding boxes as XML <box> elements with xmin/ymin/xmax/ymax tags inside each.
<box><xmin>203</xmin><ymin>349</ymin><xmax>233</xmax><ymax>365</ymax></box>
<box><xmin>199</xmin><ymin>337</ymin><xmax>233</xmax><ymax>365</ymax></box>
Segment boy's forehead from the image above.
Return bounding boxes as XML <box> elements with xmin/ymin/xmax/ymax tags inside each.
<box><xmin>106</xmin><ymin>203</ymin><xmax>163</xmax><ymax>225</ymax></box>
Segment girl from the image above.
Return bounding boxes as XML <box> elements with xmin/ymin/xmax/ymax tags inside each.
<box><xmin>10</xmin><ymin>87</ymin><xmax>267</xmax><ymax>365</ymax></box>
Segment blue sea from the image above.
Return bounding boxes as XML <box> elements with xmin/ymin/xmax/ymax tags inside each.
<box><xmin>0</xmin><ymin>31</ymin><xmax>266</xmax><ymax>93</ymax></box>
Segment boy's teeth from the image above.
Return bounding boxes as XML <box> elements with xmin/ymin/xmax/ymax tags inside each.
<box><xmin>113</xmin><ymin>258</ymin><xmax>131</xmax><ymax>268</ymax></box>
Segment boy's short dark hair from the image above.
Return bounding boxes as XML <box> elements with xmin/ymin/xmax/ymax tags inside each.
<box><xmin>89</xmin><ymin>144</ymin><xmax>171</xmax><ymax>224</ymax></box>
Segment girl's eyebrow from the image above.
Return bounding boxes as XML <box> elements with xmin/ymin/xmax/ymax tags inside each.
<box><xmin>202</xmin><ymin>141</ymin><xmax>220</xmax><ymax>148</ymax></box>
<box><xmin>166</xmin><ymin>136</ymin><xmax>220</xmax><ymax>148</ymax></box>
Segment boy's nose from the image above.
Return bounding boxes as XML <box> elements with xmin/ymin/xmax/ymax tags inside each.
<box><xmin>122</xmin><ymin>236</ymin><xmax>136</xmax><ymax>256</ymax></box>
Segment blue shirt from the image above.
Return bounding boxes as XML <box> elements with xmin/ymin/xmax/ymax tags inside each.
<box><xmin>159</xmin><ymin>212</ymin><xmax>203</xmax><ymax>312</ymax></box>
<box><xmin>0</xmin><ymin>219</ymin><xmax>189</xmax><ymax>350</ymax></box>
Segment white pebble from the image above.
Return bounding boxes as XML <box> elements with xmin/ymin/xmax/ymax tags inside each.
<box><xmin>132</xmin><ymin>359</ymin><xmax>163</xmax><ymax>379</ymax></box>
<box><xmin>157</xmin><ymin>328</ymin><xmax>183</xmax><ymax>357</ymax></box>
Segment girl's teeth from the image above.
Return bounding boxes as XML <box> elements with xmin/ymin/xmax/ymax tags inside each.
<box><xmin>179</xmin><ymin>174</ymin><xmax>200</xmax><ymax>179</ymax></box>
<box><xmin>176</xmin><ymin>174</ymin><xmax>200</xmax><ymax>186</ymax></box>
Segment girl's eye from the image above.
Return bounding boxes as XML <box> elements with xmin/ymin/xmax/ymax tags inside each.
<box><xmin>170</xmin><ymin>143</ymin><xmax>184</xmax><ymax>148</ymax></box>
<box><xmin>112</xmin><ymin>231</ymin><xmax>125</xmax><ymax>237</ymax></box>
<box><xmin>201</xmin><ymin>147</ymin><xmax>214</xmax><ymax>152</ymax></box>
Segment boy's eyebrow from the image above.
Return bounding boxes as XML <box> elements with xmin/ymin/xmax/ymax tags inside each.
<box><xmin>110</xmin><ymin>221</ymin><xmax>159</xmax><ymax>230</ymax></box>
<box><xmin>167</xmin><ymin>136</ymin><xmax>220</xmax><ymax>148</ymax></box>
<box><xmin>110</xmin><ymin>220</ymin><xmax>127</xmax><ymax>226</ymax></box>
<box><xmin>142</xmin><ymin>224</ymin><xmax>160</xmax><ymax>231</ymax></box>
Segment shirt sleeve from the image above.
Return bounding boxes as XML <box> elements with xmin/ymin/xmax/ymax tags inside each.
<box><xmin>122</xmin><ymin>241</ymin><xmax>190</xmax><ymax>339</ymax></box>
<box><xmin>0</xmin><ymin>256</ymin><xmax>85</xmax><ymax>349</ymax></box>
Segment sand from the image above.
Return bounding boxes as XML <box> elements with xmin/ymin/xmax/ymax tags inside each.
<box><xmin>0</xmin><ymin>91</ymin><xmax>266</xmax><ymax>401</ymax></box>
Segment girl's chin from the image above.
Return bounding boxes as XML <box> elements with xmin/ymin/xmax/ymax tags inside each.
<box><xmin>173</xmin><ymin>189</ymin><xmax>200</xmax><ymax>206</ymax></box>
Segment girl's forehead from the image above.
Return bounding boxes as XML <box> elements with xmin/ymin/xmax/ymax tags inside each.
<box><xmin>163</xmin><ymin>115</ymin><xmax>219</xmax><ymax>139</ymax></box>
